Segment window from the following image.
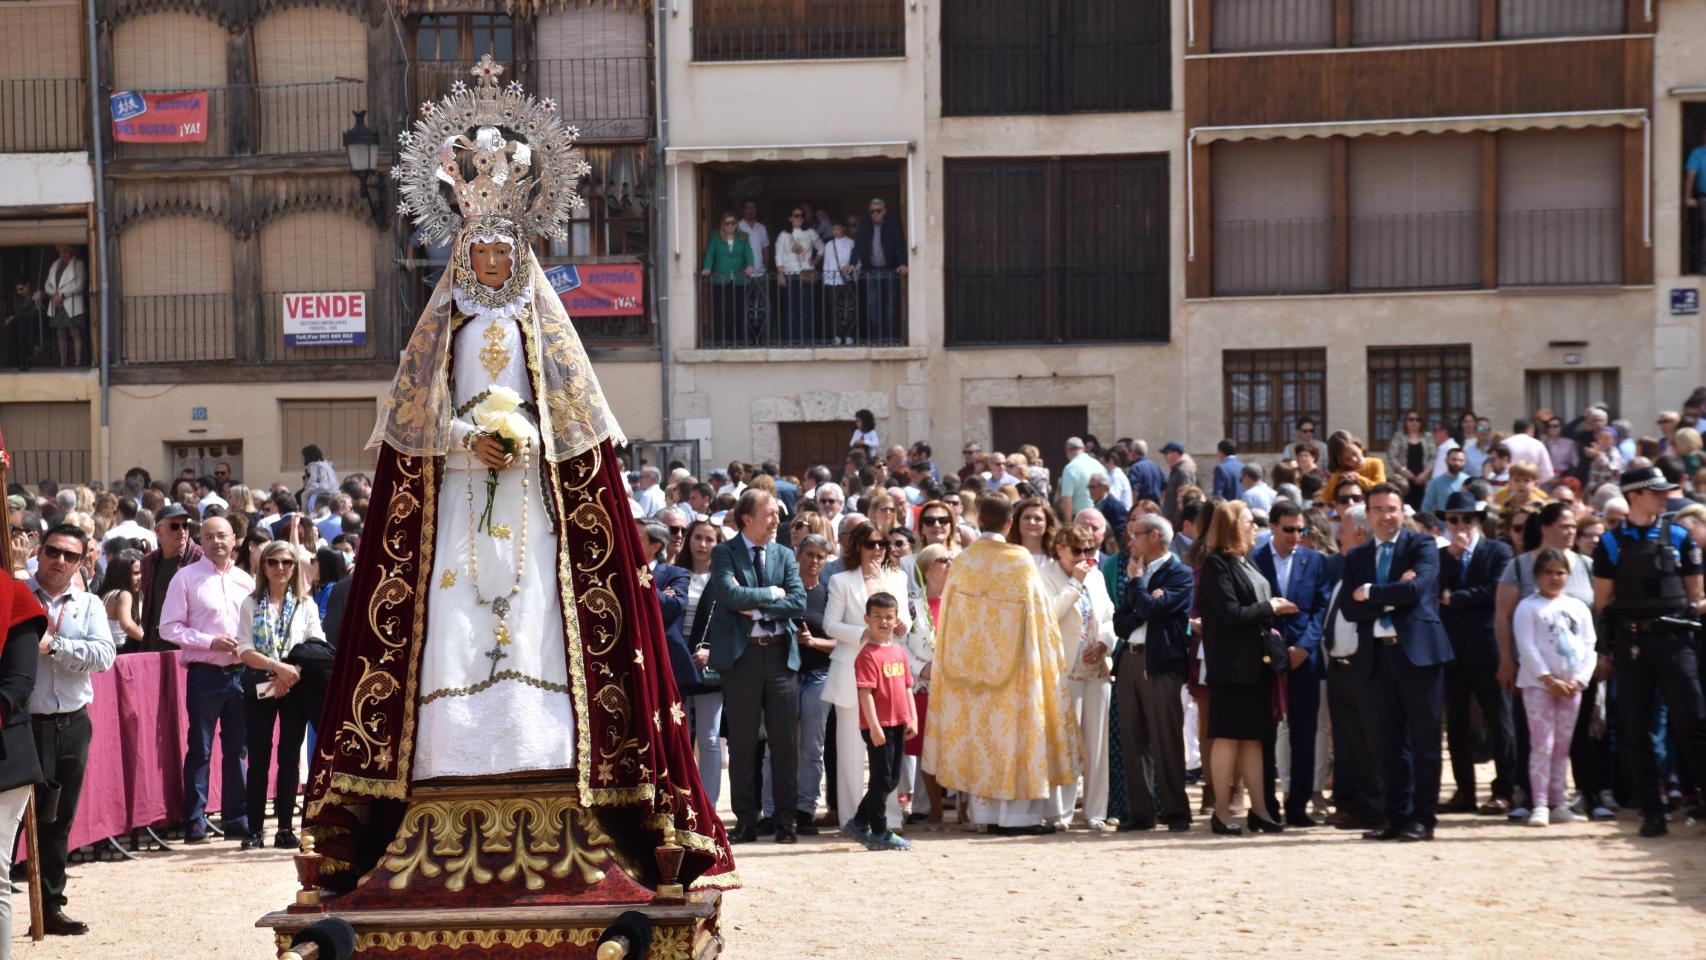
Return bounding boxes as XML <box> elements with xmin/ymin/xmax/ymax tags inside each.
<box><xmin>945</xmin><ymin>155</ymin><xmax>1169</xmax><ymax>345</ymax></box>
<box><xmin>261</xmin><ymin>211</ymin><xmax>381</xmax><ymax>362</ymax></box>
<box><xmin>1211</xmin><ymin>139</ymin><xmax>1333</xmax><ymax>296</ymax></box>
<box><xmin>0</xmin><ymin>0</ymin><xmax>86</xmax><ymax>152</ymax></box>
<box><xmin>990</xmin><ymin>406</ymin><xmax>1088</xmax><ymax>463</ymax></box>
<box><xmin>1351</xmin><ymin>0</ymin><xmax>1477</xmax><ymax>45</ymax></box>
<box><xmin>1367</xmin><ymin>345</ymin><xmax>1472</xmax><ymax>447</ymax></box>
<box><xmin>280</xmin><ymin>399</ymin><xmax>378</xmax><ymax>475</ymax></box>
<box><xmin>411</xmin><ymin>13</ymin><xmax>514</xmax><ymax>103</ymax></box>
<box><xmin>1499</xmin><ymin>0</ymin><xmax>1624</xmax><ymax>39</ymax></box>
<box><xmin>778</xmin><ymin>421</ymin><xmax>850</xmax><ymax>478</ymax></box>
<box><xmin>550</xmin><ymin>144</ymin><xmax>651</xmax><ymax>259</ymax></box>
<box><xmin>1348</xmin><ymin>134</ymin><xmax>1482</xmax><ymax>291</ymax></box>
<box><xmin>941</xmin><ymin>0</ymin><xmax>1168</xmax><ymax>117</ymax></box>
<box><xmin>1223</xmin><ymin>350</ymin><xmax>1326</xmax><ymax>454</ymax></box>
<box><xmin>1526</xmin><ymin>369</ymin><xmax>1620</xmax><ymax>422</ymax></box>
<box><xmin>1498</xmin><ymin>128</ymin><xmax>1621</xmax><ymax>286</ymax></box>
<box><xmin>0</xmin><ymin>401</ymin><xmax>90</xmax><ymax>485</ymax></box>
<box><xmin>692</xmin><ymin>0</ymin><xmax>903</xmax><ymax>62</ymax></box>
<box><xmin>253</xmin><ymin>7</ymin><xmax>368</xmax><ymax>155</ymax></box>
<box><xmin>1682</xmin><ymin>103</ymin><xmax>1706</xmax><ymax>276</ymax></box>
<box><xmin>117</xmin><ymin>216</ymin><xmax>235</xmax><ymax>365</ymax></box>
<box><xmin>111</xmin><ymin>12</ymin><xmax>230</xmax><ymax>157</ymax></box>
<box><xmin>536</xmin><ymin>6</ymin><xmax>650</xmax><ymax>141</ymax></box>
<box><xmin>1211</xmin><ymin>0</ymin><xmax>1332</xmax><ymax>52</ymax></box>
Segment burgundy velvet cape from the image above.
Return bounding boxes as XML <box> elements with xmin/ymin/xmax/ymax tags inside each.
<box><xmin>302</xmin><ymin>347</ymin><xmax>733</xmax><ymax>896</ymax></box>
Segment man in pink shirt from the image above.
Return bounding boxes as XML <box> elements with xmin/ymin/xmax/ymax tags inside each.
<box><xmin>159</xmin><ymin>516</ymin><xmax>255</xmax><ymax>843</ymax></box>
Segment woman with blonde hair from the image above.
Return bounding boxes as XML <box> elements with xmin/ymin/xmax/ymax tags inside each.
<box><xmin>1197</xmin><ymin>499</ymin><xmax>1297</xmax><ymax>836</ymax></box>
<box><xmin>235</xmin><ymin>538</ymin><xmax>325</xmax><ymax>850</ymax></box>
<box><xmin>1328</xmin><ymin>430</ymin><xmax>1386</xmax><ymax>491</ymax></box>
<box><xmin>1019</xmin><ymin>443</ymin><xmax>1052</xmax><ymax>502</ymax></box>
<box><xmin>789</xmin><ymin>511</ymin><xmax>835</xmax><ymax>553</ymax></box>
<box><xmin>1673</xmin><ymin>426</ymin><xmax>1705</xmax><ymax>477</ymax></box>
<box><xmin>1040</xmin><ymin>524</ymin><xmax>1117</xmax><ymax>830</ymax></box>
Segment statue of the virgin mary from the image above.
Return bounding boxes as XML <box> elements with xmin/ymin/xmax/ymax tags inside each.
<box><xmin>302</xmin><ymin>57</ymin><xmax>732</xmax><ymax>894</ymax></box>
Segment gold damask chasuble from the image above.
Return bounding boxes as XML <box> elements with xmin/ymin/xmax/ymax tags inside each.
<box><xmin>921</xmin><ymin>538</ymin><xmax>1079</xmax><ymax>801</ymax></box>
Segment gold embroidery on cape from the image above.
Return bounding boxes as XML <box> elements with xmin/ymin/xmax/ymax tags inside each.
<box><xmin>378</xmin><ymin>795</ymin><xmax>612</xmax><ymax>892</ymax></box>
<box><xmin>567</xmin><ymin>502</ymin><xmax>612</xmax><ymax>572</ymax></box>
<box><xmin>394</xmin><ymin>454</ymin><xmax>438</xmax><ymax>784</ymax></box>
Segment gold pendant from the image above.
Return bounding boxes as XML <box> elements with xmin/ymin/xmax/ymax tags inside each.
<box><xmin>479</xmin><ymin>319</ymin><xmax>511</xmax><ymax>380</ymax></box>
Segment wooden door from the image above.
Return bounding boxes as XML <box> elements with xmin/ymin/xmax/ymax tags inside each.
<box><xmin>990</xmin><ymin>406</ymin><xmax>1088</xmax><ymax>462</ymax></box>
<box><xmin>778</xmin><ymin>421</ymin><xmax>849</xmax><ymax>478</ymax></box>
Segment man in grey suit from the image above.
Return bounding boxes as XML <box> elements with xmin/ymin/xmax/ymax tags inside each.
<box><xmin>707</xmin><ymin>489</ymin><xmax>807</xmax><ymax>844</ymax></box>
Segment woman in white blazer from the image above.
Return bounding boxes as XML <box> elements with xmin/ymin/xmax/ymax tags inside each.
<box><xmin>1040</xmin><ymin>524</ymin><xmax>1117</xmax><ymax>831</ymax></box>
<box><xmin>821</xmin><ymin>519</ymin><xmax>911</xmax><ymax>834</ymax></box>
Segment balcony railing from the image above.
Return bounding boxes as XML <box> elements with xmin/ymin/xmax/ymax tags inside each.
<box><xmin>1349</xmin><ymin>210</ymin><xmax>1482</xmax><ymax>291</ymax></box>
<box><xmin>1</xmin><ymin>78</ymin><xmax>87</xmax><ymax>153</ymax></box>
<box><xmin>1211</xmin><ymin>217</ymin><xmax>1334</xmax><ymax>296</ymax></box>
<box><xmin>1499</xmin><ymin>0</ymin><xmax>1624</xmax><ymax>39</ymax></box>
<box><xmin>114</xmin><ymin>292</ymin><xmax>414</xmax><ymax>366</ymax></box>
<box><xmin>6</xmin><ymin>449</ymin><xmax>90</xmax><ymax>487</ymax></box>
<box><xmin>942</xmin><ymin>35</ymin><xmax>1169</xmax><ymax>116</ymax></box>
<box><xmin>696</xmin><ymin>270</ymin><xmax>907</xmax><ymax>348</ymax></box>
<box><xmin>109</xmin><ymin>80</ymin><xmax>365</xmax><ymax>159</ymax></box>
<box><xmin>410</xmin><ymin>59</ymin><xmax>649</xmax><ymax>140</ymax></box>
<box><xmin>1212</xmin><ymin>0</ymin><xmax>1333</xmax><ymax>52</ymax></box>
<box><xmin>692</xmin><ymin>0</ymin><xmax>904</xmax><ymax>62</ymax></box>
<box><xmin>1498</xmin><ymin>207</ymin><xmax>1621</xmax><ymax>286</ymax></box>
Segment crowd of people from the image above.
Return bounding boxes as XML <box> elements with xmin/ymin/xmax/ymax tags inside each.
<box><xmin>699</xmin><ymin>197</ymin><xmax>908</xmax><ymax>346</ymax></box>
<box><xmin>5</xmin><ymin>391</ymin><xmax>1706</xmax><ymax>941</ymax></box>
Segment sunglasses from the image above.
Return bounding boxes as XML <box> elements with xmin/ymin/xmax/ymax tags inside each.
<box><xmin>162</xmin><ymin>521</ymin><xmax>188</xmax><ymax>532</ymax></box>
<box><xmin>1069</xmin><ymin>547</ymin><xmax>1097</xmax><ymax>557</ymax></box>
<box><xmin>921</xmin><ymin>515</ymin><xmax>952</xmax><ymax>526</ymax></box>
<box><xmin>41</xmin><ymin>545</ymin><xmax>85</xmax><ymax>563</ymax></box>
<box><xmin>667</xmin><ymin>527</ymin><xmax>687</xmax><ymax>535</ymax></box>
<box><xmin>1405</xmin><ymin>416</ymin><xmax>1421</xmax><ymax>422</ymax></box>
<box><xmin>265</xmin><ymin>557</ymin><xmax>297</xmax><ymax>569</ymax></box>
<box><xmin>1335</xmin><ymin>494</ymin><xmax>1364</xmax><ymax>505</ymax></box>
<box><xmin>790</xmin><ymin>213</ymin><xmax>804</xmax><ymax>219</ymax></box>
<box><xmin>1278</xmin><ymin>525</ymin><xmax>1306</xmax><ymax>535</ymax></box>
<box><xmin>864</xmin><ymin>539</ymin><xmax>887</xmax><ymax>549</ymax></box>
<box><xmin>1445</xmin><ymin>516</ymin><xmax>1477</xmax><ymax>526</ymax></box>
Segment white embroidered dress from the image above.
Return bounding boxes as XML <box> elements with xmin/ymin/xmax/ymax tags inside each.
<box><xmin>413</xmin><ymin>287</ymin><xmax>575</xmax><ymax>780</ymax></box>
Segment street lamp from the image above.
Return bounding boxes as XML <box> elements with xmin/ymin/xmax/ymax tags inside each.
<box><xmin>342</xmin><ymin>109</ymin><xmax>384</xmax><ymax>224</ymax></box>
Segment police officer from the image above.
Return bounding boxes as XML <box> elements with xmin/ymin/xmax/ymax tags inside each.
<box><xmin>1593</xmin><ymin>466</ymin><xmax>1706</xmax><ymax>837</ymax></box>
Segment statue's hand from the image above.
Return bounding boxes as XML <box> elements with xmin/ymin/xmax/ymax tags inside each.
<box><xmin>472</xmin><ymin>435</ymin><xmax>514</xmax><ymax>471</ymax></box>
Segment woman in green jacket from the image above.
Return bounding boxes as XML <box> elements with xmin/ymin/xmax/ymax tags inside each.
<box><xmin>701</xmin><ymin>211</ymin><xmax>754</xmax><ymax>345</ymax></box>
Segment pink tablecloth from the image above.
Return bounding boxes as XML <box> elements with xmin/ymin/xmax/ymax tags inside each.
<box><xmin>49</xmin><ymin>651</ymin><xmax>279</xmax><ymax>855</ymax></box>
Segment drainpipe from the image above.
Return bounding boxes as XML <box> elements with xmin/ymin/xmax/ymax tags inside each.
<box><xmin>87</xmin><ymin>0</ymin><xmax>113</xmax><ymax>479</ymax></box>
<box><xmin>653</xmin><ymin>0</ymin><xmax>673</xmax><ymax>442</ymax></box>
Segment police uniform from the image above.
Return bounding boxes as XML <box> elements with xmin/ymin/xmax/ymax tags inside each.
<box><xmin>1594</xmin><ymin>467</ymin><xmax>1706</xmax><ymax>828</ymax></box>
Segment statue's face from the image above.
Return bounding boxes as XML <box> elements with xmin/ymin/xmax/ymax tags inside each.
<box><xmin>469</xmin><ymin>241</ymin><xmax>514</xmax><ymax>288</ymax></box>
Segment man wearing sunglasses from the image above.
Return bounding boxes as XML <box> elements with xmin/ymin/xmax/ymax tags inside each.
<box><xmin>849</xmin><ymin>197</ymin><xmax>907</xmax><ymax>344</ymax></box>
<box><xmin>1251</xmin><ymin>500</ymin><xmax>1333</xmax><ymax>827</ymax></box>
<box><xmin>138</xmin><ymin>503</ymin><xmax>203</xmax><ymax>652</ymax></box>
<box><xmin>1436</xmin><ymin>491</ymin><xmax>1517</xmax><ymax>817</ymax></box>
<box><xmin>26</xmin><ymin>523</ymin><xmax>115</xmax><ymax>937</ymax></box>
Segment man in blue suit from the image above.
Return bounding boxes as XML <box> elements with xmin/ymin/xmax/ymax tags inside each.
<box><xmin>1251</xmin><ymin>499</ymin><xmax>1333</xmax><ymax>826</ymax></box>
<box><xmin>1435</xmin><ymin>491</ymin><xmax>1516</xmax><ymax>813</ymax></box>
<box><xmin>640</xmin><ymin>519</ymin><xmax>696</xmax><ymax>696</ymax></box>
<box><xmin>1211</xmin><ymin>439</ymin><xmax>1243</xmax><ymax>502</ymax></box>
<box><xmin>707</xmin><ymin>489</ymin><xmax>807</xmax><ymax>844</ymax></box>
<box><xmin>849</xmin><ymin>196</ymin><xmax>908</xmax><ymax>343</ymax></box>
<box><xmin>1342</xmin><ymin>483</ymin><xmax>1455</xmax><ymax>841</ymax></box>
<box><xmin>1126</xmin><ymin>440</ymin><xmax>1168</xmax><ymax>506</ymax></box>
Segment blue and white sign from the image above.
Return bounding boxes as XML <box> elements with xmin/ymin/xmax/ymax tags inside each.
<box><xmin>1672</xmin><ymin>288</ymin><xmax>1699</xmax><ymax>317</ymax></box>
<box><xmin>545</xmin><ymin>264</ymin><xmax>582</xmax><ymax>294</ymax></box>
<box><xmin>109</xmin><ymin>91</ymin><xmax>146</xmax><ymax>123</ymax></box>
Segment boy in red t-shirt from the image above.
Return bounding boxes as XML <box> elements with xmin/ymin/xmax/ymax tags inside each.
<box><xmin>849</xmin><ymin>592</ymin><xmax>917</xmax><ymax>851</ymax></box>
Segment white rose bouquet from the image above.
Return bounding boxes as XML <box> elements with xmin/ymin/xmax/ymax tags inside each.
<box><xmin>468</xmin><ymin>386</ymin><xmax>531</xmax><ymax>532</ymax></box>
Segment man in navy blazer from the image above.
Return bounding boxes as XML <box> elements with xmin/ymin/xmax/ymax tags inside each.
<box><xmin>707</xmin><ymin>489</ymin><xmax>807</xmax><ymax>843</ymax></box>
<box><xmin>849</xmin><ymin>196</ymin><xmax>908</xmax><ymax>343</ymax></box>
<box><xmin>640</xmin><ymin>519</ymin><xmax>696</xmax><ymax>695</ymax></box>
<box><xmin>1341</xmin><ymin>483</ymin><xmax>1454</xmax><ymax>841</ymax></box>
<box><xmin>1435</xmin><ymin>491</ymin><xmax>1516</xmax><ymax>813</ymax></box>
<box><xmin>1251</xmin><ymin>500</ymin><xmax>1334</xmax><ymax>826</ymax></box>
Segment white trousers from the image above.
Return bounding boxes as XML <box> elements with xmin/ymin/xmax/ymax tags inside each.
<box><xmin>833</xmin><ymin>703</ymin><xmax>866</xmax><ymax>826</ymax></box>
<box><xmin>969</xmin><ymin>796</ymin><xmax>1047</xmax><ymax>827</ymax></box>
<box><xmin>0</xmin><ymin>783</ymin><xmax>30</xmax><ymax>959</ymax></box>
<box><xmin>1056</xmin><ymin>677</ymin><xmax>1111</xmax><ymax>822</ymax></box>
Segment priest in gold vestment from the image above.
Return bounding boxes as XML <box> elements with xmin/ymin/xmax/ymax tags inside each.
<box><xmin>921</xmin><ymin>494</ymin><xmax>1078</xmax><ymax>833</ymax></box>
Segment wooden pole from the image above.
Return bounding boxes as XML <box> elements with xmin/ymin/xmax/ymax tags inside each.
<box><xmin>23</xmin><ymin>792</ymin><xmax>43</xmax><ymax>941</ymax></box>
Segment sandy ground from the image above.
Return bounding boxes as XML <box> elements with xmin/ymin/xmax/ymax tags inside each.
<box><xmin>13</xmin><ymin>774</ymin><xmax>1706</xmax><ymax>960</ymax></box>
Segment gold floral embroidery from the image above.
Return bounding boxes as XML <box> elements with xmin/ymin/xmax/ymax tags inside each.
<box><xmin>490</xmin><ymin>523</ymin><xmax>512</xmax><ymax>539</ymax></box>
<box><xmin>439</xmin><ymin>570</ymin><xmax>457</xmax><ymax>589</ymax></box>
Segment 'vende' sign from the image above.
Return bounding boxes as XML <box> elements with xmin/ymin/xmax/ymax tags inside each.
<box><xmin>282</xmin><ymin>292</ymin><xmax>367</xmax><ymax>347</ymax></box>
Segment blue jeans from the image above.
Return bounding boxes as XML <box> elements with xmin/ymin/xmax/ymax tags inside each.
<box><xmin>183</xmin><ymin>665</ymin><xmax>248</xmax><ymax>831</ymax></box>
<box><xmin>795</xmin><ymin>669</ymin><xmax>830</xmax><ymax>815</ymax></box>
<box><xmin>864</xmin><ymin>272</ymin><xmax>901</xmax><ymax>344</ymax></box>
<box><xmin>690</xmin><ymin>691</ymin><xmax>724</xmax><ymax>810</ymax></box>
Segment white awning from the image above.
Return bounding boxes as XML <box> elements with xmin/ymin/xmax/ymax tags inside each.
<box><xmin>664</xmin><ymin>140</ymin><xmax>911</xmax><ymax>166</ymax></box>
<box><xmin>1193</xmin><ymin>109</ymin><xmax>1647</xmax><ymax>145</ymax></box>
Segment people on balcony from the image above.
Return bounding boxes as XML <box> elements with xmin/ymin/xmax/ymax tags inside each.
<box><xmin>702</xmin><ymin>211</ymin><xmax>756</xmax><ymax>346</ymax></box>
<box><xmin>43</xmin><ymin>247</ymin><xmax>87</xmax><ymax>368</ymax></box>
<box><xmin>776</xmin><ymin>208</ymin><xmax>824</xmax><ymax>345</ymax></box>
<box><xmin>851</xmin><ymin>197</ymin><xmax>907</xmax><ymax>345</ymax></box>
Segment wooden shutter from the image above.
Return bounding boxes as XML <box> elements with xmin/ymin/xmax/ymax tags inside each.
<box><xmin>1499</xmin><ymin>0</ymin><xmax>1623</xmax><ymax>38</ymax></box>
<box><xmin>0</xmin><ymin>401</ymin><xmax>91</xmax><ymax>485</ymax></box>
<box><xmin>260</xmin><ymin>211</ymin><xmax>378</xmax><ymax>361</ymax></box>
<box><xmin>778</xmin><ymin>421</ymin><xmax>848</xmax><ymax>479</ymax></box>
<box><xmin>112</xmin><ymin>12</ymin><xmax>226</xmax><ymax>87</ymax></box>
<box><xmin>1211</xmin><ymin>0</ymin><xmax>1333</xmax><ymax>51</ymax></box>
<box><xmin>1058</xmin><ymin>156</ymin><xmax>1168</xmax><ymax>342</ymax></box>
<box><xmin>1211</xmin><ymin>139</ymin><xmax>1334</xmax><ymax>295</ymax></box>
<box><xmin>117</xmin><ymin>216</ymin><xmax>235</xmax><ymax>363</ymax></box>
<box><xmin>941</xmin><ymin>0</ymin><xmax>1047</xmax><ymax>116</ymax></box>
<box><xmin>0</xmin><ymin>0</ymin><xmax>81</xmax><ymax>80</ymax></box>
<box><xmin>280</xmin><ymin>399</ymin><xmax>378</xmax><ymax>475</ymax></box>
<box><xmin>253</xmin><ymin>6</ymin><xmax>367</xmax><ymax>153</ymax></box>
<box><xmin>990</xmin><ymin>407</ymin><xmax>1088</xmax><ymax>463</ymax></box>
<box><xmin>1497</xmin><ymin>128</ymin><xmax>1621</xmax><ymax>285</ymax></box>
<box><xmin>536</xmin><ymin>6</ymin><xmax>648</xmax><ymax>140</ymax></box>
<box><xmin>1352</xmin><ymin>0</ymin><xmax>1477</xmax><ymax>45</ymax></box>
<box><xmin>944</xmin><ymin>159</ymin><xmax>1046</xmax><ymax>345</ymax></box>
<box><xmin>1348</xmin><ymin>133</ymin><xmax>1482</xmax><ymax>291</ymax></box>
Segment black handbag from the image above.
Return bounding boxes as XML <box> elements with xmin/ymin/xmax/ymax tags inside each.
<box><xmin>1261</xmin><ymin>629</ymin><xmax>1289</xmax><ymax>673</ymax></box>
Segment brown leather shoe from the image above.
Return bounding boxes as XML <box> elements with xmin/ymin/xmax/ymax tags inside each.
<box><xmin>1477</xmin><ymin>798</ymin><xmax>1511</xmax><ymax>816</ymax></box>
<box><xmin>1325</xmin><ymin>809</ymin><xmax>1354</xmax><ymax>826</ymax></box>
<box><xmin>1439</xmin><ymin>792</ymin><xmax>1477</xmax><ymax>814</ymax></box>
